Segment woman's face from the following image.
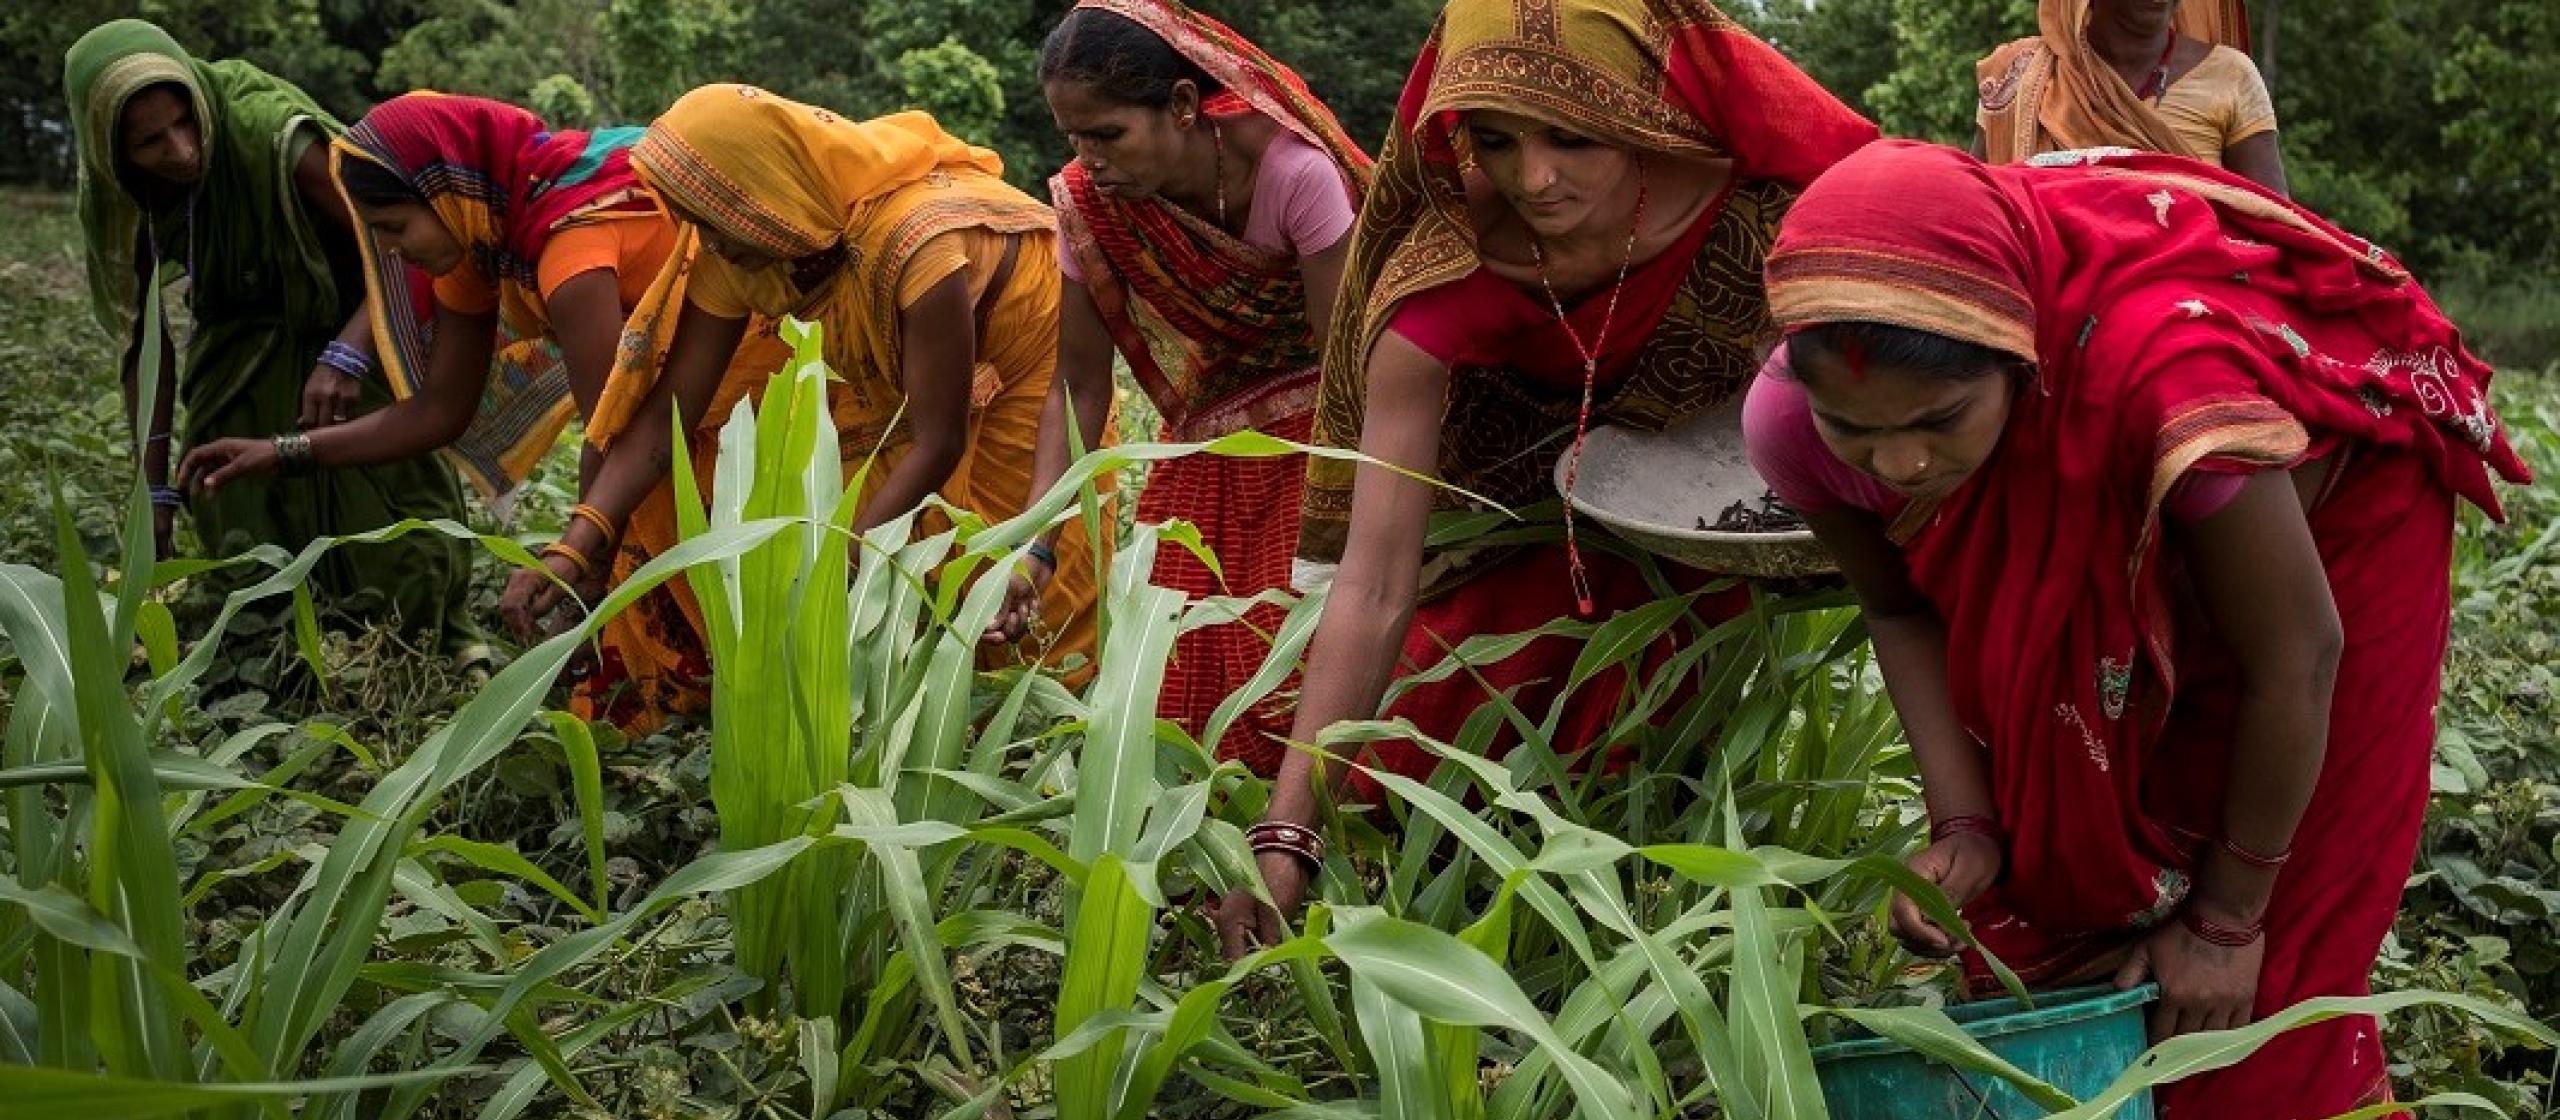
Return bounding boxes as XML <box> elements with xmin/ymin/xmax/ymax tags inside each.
<box><xmin>357</xmin><ymin>200</ymin><xmax>466</xmax><ymax>276</ymax></box>
<box><xmin>668</xmin><ymin>199</ymin><xmax>782</xmax><ymax>274</ymax></box>
<box><xmin>118</xmin><ymin>86</ymin><xmax>204</xmax><ymax>188</ymax></box>
<box><xmin>1460</xmin><ymin>109</ymin><xmax>1638</xmax><ymax>241</ymax></box>
<box><xmin>1796</xmin><ymin>346</ymin><xmax>2019</xmax><ymax>502</ymax></box>
<box><xmin>1045</xmin><ymin>77</ymin><xmax>1196</xmax><ymax>201</ymax></box>
<box><xmin>2092</xmin><ymin>0</ymin><xmax>2179</xmax><ymax>33</ymax></box>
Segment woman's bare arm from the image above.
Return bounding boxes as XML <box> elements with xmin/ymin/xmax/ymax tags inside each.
<box><xmin>1264</xmin><ymin>332</ymin><xmax>1448</xmax><ymax>828</ymax></box>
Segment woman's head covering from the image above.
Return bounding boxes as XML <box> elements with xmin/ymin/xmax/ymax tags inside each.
<box><xmin>330</xmin><ymin>92</ymin><xmax>645</xmax><ymax>498</ymax></box>
<box><xmin>1765</xmin><ymin>141</ymin><xmax>2527</xmax><ymax>940</ymax></box>
<box><xmin>1978</xmin><ymin>0</ymin><xmax>2253</xmax><ymax>162</ymax></box>
<box><xmin>599</xmin><ymin>85</ymin><xmax>1040</xmax><ymax>443</ymax></box>
<box><xmin>337</xmin><ymin>93</ymin><xmax>648</xmax><ymax>293</ymax></box>
<box><xmin>634</xmin><ymin>83</ymin><xmax>1000</xmax><ymax>266</ymax></box>
<box><xmin>64</xmin><ymin>18</ymin><xmax>336</xmax><ymax>335</ymax></box>
<box><xmin>1300</xmin><ymin>0</ymin><xmax>1877</xmax><ymax>565</ymax></box>
<box><xmin>1054</xmin><ymin>0</ymin><xmax>1372</xmax><ymax>176</ymax></box>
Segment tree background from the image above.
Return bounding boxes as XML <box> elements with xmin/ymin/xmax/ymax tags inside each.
<box><xmin>1</xmin><ymin>0</ymin><xmax>2553</xmax><ymax>277</ymax></box>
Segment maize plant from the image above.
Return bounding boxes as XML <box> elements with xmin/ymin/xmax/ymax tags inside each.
<box><xmin>0</xmin><ymin>309</ymin><xmax>2548</xmax><ymax>1119</ymax></box>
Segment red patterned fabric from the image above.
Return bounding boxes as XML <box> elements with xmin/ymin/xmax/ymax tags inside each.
<box><xmin>1766</xmin><ymin>141</ymin><xmax>2530</xmax><ymax>1116</ymax></box>
<box><xmin>1142</xmin><ymin>411</ymin><xmax>1314</xmax><ymax>769</ymax></box>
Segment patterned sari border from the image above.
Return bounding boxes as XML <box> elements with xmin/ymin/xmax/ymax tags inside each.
<box><xmin>634</xmin><ymin>127</ymin><xmax>829</xmax><ymax>260</ymax></box>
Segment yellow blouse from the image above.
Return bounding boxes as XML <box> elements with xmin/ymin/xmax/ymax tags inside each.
<box><xmin>2152</xmin><ymin>46</ymin><xmax>2277</xmax><ymax>166</ymax></box>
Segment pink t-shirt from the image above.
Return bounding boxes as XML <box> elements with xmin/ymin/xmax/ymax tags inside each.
<box><xmin>1059</xmin><ymin>130</ymin><xmax>1355</xmax><ymax>281</ymax></box>
<box><xmin>1741</xmin><ymin>347</ymin><xmax>2247</xmax><ymax>521</ymax></box>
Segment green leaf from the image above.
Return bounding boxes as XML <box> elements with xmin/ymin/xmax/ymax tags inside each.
<box><xmin>1056</xmin><ymin>854</ymin><xmax>1158</xmax><ymax>1120</ymax></box>
<box><xmin>388</xmin><ymin>836</ymin><xmax>824</xmax><ymax>1115</ymax></box>
<box><xmin>1360</xmin><ymin>763</ymin><xmax>1602</xmax><ymax>974</ymax></box>
<box><xmin>1351</xmin><ymin>973</ymin><xmax>1451</xmax><ymax>1120</ymax></box>
<box><xmin>1071</xmin><ymin>540</ymin><xmax>1185</xmax><ymax>864</ymax></box>
<box><xmin>1811</xmin><ymin>1005</ymin><xmax>2076</xmax><ymax>1111</ymax></box>
<box><xmin>1108</xmin><ymin>937</ymin><xmax>1329</xmax><ymax>1120</ymax></box>
<box><xmin>1198</xmin><ymin>582</ymin><xmax>1324</xmax><ymax>757</ymax></box>
<box><xmin>1723</xmin><ymin>790</ymin><xmax>1827</xmax><ymax>1119</ymax></box>
<box><xmin>837</xmin><ymin>788</ymin><xmax>973</xmax><ymax>1069</ymax></box>
<box><xmin>2048</xmin><ymin>991</ymin><xmax>2559</xmax><ymax>1120</ymax></box>
<box><xmin>542</xmin><ymin>713</ymin><xmax>613</xmax><ymax>914</ymax></box>
<box><xmin>409</xmin><ymin>835</ymin><xmax>603</xmax><ymax>926</ymax></box>
<box><xmin>0</xmin><ymin>1065</ymin><xmax>465</xmax><ymax>1119</ymax></box>
<box><xmin>1325</xmin><ymin>912</ymin><xmax>1638</xmax><ymax>1120</ymax></box>
<box><xmin>1638</xmin><ymin>843</ymin><xmax>1784</xmax><ymax>889</ymax></box>
<box><xmin>48</xmin><ymin>479</ymin><xmax>190</xmax><ymax>1082</ymax></box>
<box><xmin>1562</xmin><ymin>592</ymin><xmax>1698</xmax><ymax>697</ymax></box>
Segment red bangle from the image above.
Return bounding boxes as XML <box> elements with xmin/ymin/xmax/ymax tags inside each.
<box><xmin>1930</xmin><ymin>814</ymin><xmax>2006</xmax><ymax>847</ymax></box>
<box><xmin>2179</xmin><ymin>907</ymin><xmax>2264</xmax><ymax>947</ymax></box>
<box><xmin>1247</xmin><ymin>821</ymin><xmax>1325</xmax><ymax>872</ymax></box>
<box><xmin>2219</xmin><ymin>836</ymin><xmax>2291</xmax><ymax>870</ymax></box>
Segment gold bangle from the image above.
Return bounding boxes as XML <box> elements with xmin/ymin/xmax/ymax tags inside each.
<box><xmin>568</xmin><ymin>502</ymin><xmax>618</xmax><ymax>545</ymax></box>
<box><xmin>540</xmin><ymin>540</ymin><xmax>595</xmax><ymax>580</ymax></box>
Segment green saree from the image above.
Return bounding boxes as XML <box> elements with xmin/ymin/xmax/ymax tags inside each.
<box><xmin>66</xmin><ymin>20</ymin><xmax>471</xmax><ymax>635</ymax></box>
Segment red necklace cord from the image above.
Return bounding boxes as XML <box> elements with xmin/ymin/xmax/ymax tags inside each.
<box><xmin>2136</xmin><ymin>30</ymin><xmax>2178</xmax><ymax>101</ymax></box>
<box><xmin>1532</xmin><ymin>160</ymin><xmax>1649</xmax><ymax>617</ymax></box>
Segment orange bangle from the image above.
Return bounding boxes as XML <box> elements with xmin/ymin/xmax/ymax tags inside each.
<box><xmin>540</xmin><ymin>539</ymin><xmax>595</xmax><ymax>580</ymax></box>
<box><xmin>568</xmin><ymin>503</ymin><xmax>618</xmax><ymax>546</ymax></box>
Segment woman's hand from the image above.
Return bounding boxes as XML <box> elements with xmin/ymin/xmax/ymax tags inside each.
<box><xmin>984</xmin><ymin>554</ymin><xmax>1053</xmax><ymax>644</ymax></box>
<box><xmin>301</xmin><ymin>363</ymin><xmax>363</xmax><ymax>428</ymax></box>
<box><xmin>1214</xmin><ymin>849</ymin><xmax>1310</xmax><ymax>960</ymax></box>
<box><xmin>1890</xmin><ymin>832</ymin><xmax>2003</xmax><ymax>956</ymax></box>
<box><xmin>177</xmin><ymin>437</ymin><xmax>279</xmax><ymax>495</ymax></box>
<box><xmin>2114</xmin><ymin>908</ymin><xmax>2265</xmax><ymax>1040</ymax></box>
<box><xmin>499</xmin><ymin>551</ymin><xmax>597</xmax><ymax>641</ymax></box>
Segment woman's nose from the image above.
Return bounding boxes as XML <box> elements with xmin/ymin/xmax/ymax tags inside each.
<box><xmin>1870</xmin><ymin>438</ymin><xmax>1935</xmax><ymax>485</ymax></box>
<box><xmin>1520</xmin><ymin>152</ymin><xmax>1559</xmax><ymax>192</ymax></box>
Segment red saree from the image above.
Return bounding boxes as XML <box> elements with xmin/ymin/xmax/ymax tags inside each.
<box><xmin>1047</xmin><ymin>0</ymin><xmax>1374</xmax><ymax>771</ymax></box>
<box><xmin>1300</xmin><ymin>0</ymin><xmax>1875</xmax><ymax>793</ymax></box>
<box><xmin>1766</xmin><ymin>141</ymin><xmax>2530</xmax><ymax>1116</ymax></box>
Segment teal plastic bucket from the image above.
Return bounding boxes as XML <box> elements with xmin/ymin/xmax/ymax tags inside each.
<box><xmin>1812</xmin><ymin>983</ymin><xmax>2159</xmax><ymax>1119</ymax></box>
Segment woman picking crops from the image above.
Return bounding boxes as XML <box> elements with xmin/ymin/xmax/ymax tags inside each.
<box><xmin>177</xmin><ymin>92</ymin><xmax>789</xmax><ymax>726</ymax></box>
<box><xmin>66</xmin><ymin>19</ymin><xmax>470</xmax><ymax>634</ymax></box>
<box><xmin>1742</xmin><ymin>141</ymin><xmax>2528</xmax><ymax>1113</ymax></box>
<box><xmin>1017</xmin><ymin>0</ymin><xmax>1371</xmax><ymax>770</ymax></box>
<box><xmin>570</xmin><ymin>85</ymin><xmax>1109</xmax><ymax>671</ymax></box>
<box><xmin>1214</xmin><ymin>0</ymin><xmax>1876</xmax><ymax>955</ymax></box>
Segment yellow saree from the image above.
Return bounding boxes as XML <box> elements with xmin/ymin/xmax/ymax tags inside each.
<box><xmin>591</xmin><ymin>86</ymin><xmax>1107</xmax><ymax>716</ymax></box>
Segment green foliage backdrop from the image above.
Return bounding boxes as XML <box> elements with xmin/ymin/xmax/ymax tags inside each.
<box><xmin>1</xmin><ymin>0</ymin><xmax>2553</xmax><ymax>274</ymax></box>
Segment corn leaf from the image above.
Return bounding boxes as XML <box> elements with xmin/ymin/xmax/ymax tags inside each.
<box><xmin>1325</xmin><ymin>911</ymin><xmax>1638</xmax><ymax>1120</ymax></box>
<box><xmin>1055</xmin><ymin>854</ymin><xmax>1157</xmax><ymax>1120</ymax></box>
